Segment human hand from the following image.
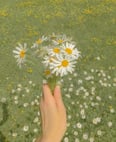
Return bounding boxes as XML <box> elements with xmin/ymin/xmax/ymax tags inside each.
<box><xmin>36</xmin><ymin>84</ymin><xmax>67</xmax><ymax>142</ymax></box>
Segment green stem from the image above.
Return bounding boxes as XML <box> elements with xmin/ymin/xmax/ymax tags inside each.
<box><xmin>48</xmin><ymin>76</ymin><xmax>60</xmax><ymax>94</ymax></box>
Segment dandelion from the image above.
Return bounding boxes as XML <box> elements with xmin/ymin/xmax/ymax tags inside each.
<box><xmin>13</xmin><ymin>43</ymin><xmax>27</xmax><ymax>68</ymax></box>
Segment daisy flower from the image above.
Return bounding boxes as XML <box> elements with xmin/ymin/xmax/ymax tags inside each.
<box><xmin>52</xmin><ymin>34</ymin><xmax>71</xmax><ymax>45</ymax></box>
<box><xmin>44</xmin><ymin>69</ymin><xmax>52</xmax><ymax>78</ymax></box>
<box><xmin>31</xmin><ymin>35</ymin><xmax>47</xmax><ymax>48</ymax></box>
<box><xmin>50</xmin><ymin>55</ymin><xmax>76</xmax><ymax>77</ymax></box>
<box><xmin>48</xmin><ymin>46</ymin><xmax>61</xmax><ymax>56</ymax></box>
<box><xmin>13</xmin><ymin>43</ymin><xmax>27</xmax><ymax>68</ymax></box>
<box><xmin>43</xmin><ymin>55</ymin><xmax>55</xmax><ymax>67</ymax></box>
<box><xmin>61</xmin><ymin>42</ymin><xmax>80</xmax><ymax>59</ymax></box>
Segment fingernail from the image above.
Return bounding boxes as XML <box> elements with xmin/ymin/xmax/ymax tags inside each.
<box><xmin>56</xmin><ymin>81</ymin><xmax>62</xmax><ymax>86</ymax></box>
<box><xmin>42</xmin><ymin>79</ymin><xmax>47</xmax><ymax>84</ymax></box>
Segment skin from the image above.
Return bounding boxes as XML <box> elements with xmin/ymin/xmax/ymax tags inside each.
<box><xmin>36</xmin><ymin>84</ymin><xmax>67</xmax><ymax>142</ymax></box>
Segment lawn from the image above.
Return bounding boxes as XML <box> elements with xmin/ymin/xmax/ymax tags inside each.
<box><xmin>0</xmin><ymin>0</ymin><xmax>116</xmax><ymax>142</ymax></box>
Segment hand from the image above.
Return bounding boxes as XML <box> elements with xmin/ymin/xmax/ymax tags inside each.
<box><xmin>36</xmin><ymin>84</ymin><xmax>67</xmax><ymax>142</ymax></box>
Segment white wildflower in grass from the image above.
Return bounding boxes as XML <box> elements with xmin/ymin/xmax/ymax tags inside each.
<box><xmin>76</xmin><ymin>122</ymin><xmax>82</xmax><ymax>128</ymax></box>
<box><xmin>89</xmin><ymin>137</ymin><xmax>94</xmax><ymax>142</ymax></box>
<box><xmin>75</xmin><ymin>138</ymin><xmax>80</xmax><ymax>142</ymax></box>
<box><xmin>97</xmin><ymin>130</ymin><xmax>102</xmax><ymax>136</ymax></box>
<box><xmin>107</xmin><ymin>121</ymin><xmax>112</xmax><ymax>127</ymax></box>
<box><xmin>12</xmin><ymin>132</ymin><xmax>17</xmax><ymax>137</ymax></box>
<box><xmin>1</xmin><ymin>97</ymin><xmax>7</xmax><ymax>103</ymax></box>
<box><xmin>64</xmin><ymin>137</ymin><xmax>69</xmax><ymax>142</ymax></box>
<box><xmin>13</xmin><ymin>43</ymin><xmax>27</xmax><ymax>68</ymax></box>
<box><xmin>83</xmin><ymin>133</ymin><xmax>88</xmax><ymax>140</ymax></box>
<box><xmin>23</xmin><ymin>125</ymin><xmax>29</xmax><ymax>132</ymax></box>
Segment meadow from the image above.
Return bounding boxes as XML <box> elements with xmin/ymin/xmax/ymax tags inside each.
<box><xmin>0</xmin><ymin>0</ymin><xmax>116</xmax><ymax>142</ymax></box>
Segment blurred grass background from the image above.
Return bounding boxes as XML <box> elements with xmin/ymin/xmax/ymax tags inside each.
<box><xmin>0</xmin><ymin>0</ymin><xmax>116</xmax><ymax>142</ymax></box>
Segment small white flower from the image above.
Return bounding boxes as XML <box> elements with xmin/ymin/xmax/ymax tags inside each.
<box><xmin>92</xmin><ymin>118</ymin><xmax>98</xmax><ymax>125</ymax></box>
<box><xmin>17</xmin><ymin>87</ymin><xmax>21</xmax><ymax>92</ymax></box>
<box><xmin>78</xmin><ymin>80</ymin><xmax>83</xmax><ymax>84</ymax></box>
<box><xmin>33</xmin><ymin>128</ymin><xmax>38</xmax><ymax>133</ymax></box>
<box><xmin>80</xmin><ymin>109</ymin><xmax>85</xmax><ymax>115</ymax></box>
<box><xmin>23</xmin><ymin>103</ymin><xmax>29</xmax><ymax>107</ymax></box>
<box><xmin>23</xmin><ymin>125</ymin><xmax>29</xmax><ymax>132</ymax></box>
<box><xmin>14</xmin><ymin>100</ymin><xmax>18</xmax><ymax>104</ymax></box>
<box><xmin>29</xmin><ymin>80</ymin><xmax>32</xmax><ymax>84</ymax></box>
<box><xmin>97</xmin><ymin>130</ymin><xmax>102</xmax><ymax>136</ymax></box>
<box><xmin>74</xmin><ymin>73</ymin><xmax>77</xmax><ymax>77</ymax></box>
<box><xmin>33</xmin><ymin>117</ymin><xmax>39</xmax><ymax>123</ymax></box>
<box><xmin>89</xmin><ymin>137</ymin><xmax>94</xmax><ymax>142</ymax></box>
<box><xmin>64</xmin><ymin>137</ymin><xmax>69</xmax><ymax>142</ymax></box>
<box><xmin>110</xmin><ymin>108</ymin><xmax>115</xmax><ymax>113</ymax></box>
<box><xmin>1</xmin><ymin>97</ymin><xmax>7</xmax><ymax>103</ymax></box>
<box><xmin>12</xmin><ymin>132</ymin><xmax>17</xmax><ymax>137</ymax></box>
<box><xmin>107</xmin><ymin>121</ymin><xmax>112</xmax><ymax>127</ymax></box>
<box><xmin>74</xmin><ymin>131</ymin><xmax>78</xmax><ymax>136</ymax></box>
<box><xmin>14</xmin><ymin>96</ymin><xmax>18</xmax><ymax>100</ymax></box>
<box><xmin>75</xmin><ymin>138</ymin><xmax>80</xmax><ymax>142</ymax></box>
<box><xmin>32</xmin><ymin>138</ymin><xmax>36</xmax><ymax>142</ymax></box>
<box><xmin>76</xmin><ymin>122</ymin><xmax>82</xmax><ymax>128</ymax></box>
<box><xmin>13</xmin><ymin>43</ymin><xmax>27</xmax><ymax>68</ymax></box>
<box><xmin>96</xmin><ymin>56</ymin><xmax>101</xmax><ymax>60</ymax></box>
<box><xmin>11</xmin><ymin>89</ymin><xmax>16</xmax><ymax>94</ymax></box>
<box><xmin>96</xmin><ymin>117</ymin><xmax>101</xmax><ymax>123</ymax></box>
<box><xmin>26</xmin><ymin>88</ymin><xmax>30</xmax><ymax>93</ymax></box>
<box><xmin>96</xmin><ymin>96</ymin><xmax>101</xmax><ymax>101</ymax></box>
<box><xmin>83</xmin><ymin>133</ymin><xmax>88</xmax><ymax>140</ymax></box>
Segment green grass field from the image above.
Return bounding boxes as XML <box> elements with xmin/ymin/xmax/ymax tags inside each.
<box><xmin>0</xmin><ymin>0</ymin><xmax>116</xmax><ymax>142</ymax></box>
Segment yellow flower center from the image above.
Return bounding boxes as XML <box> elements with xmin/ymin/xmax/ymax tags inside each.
<box><xmin>45</xmin><ymin>70</ymin><xmax>51</xmax><ymax>75</ymax></box>
<box><xmin>36</xmin><ymin>39</ymin><xmax>42</xmax><ymax>44</ymax></box>
<box><xmin>20</xmin><ymin>50</ymin><xmax>25</xmax><ymax>58</ymax></box>
<box><xmin>65</xmin><ymin>48</ymin><xmax>72</xmax><ymax>54</ymax></box>
<box><xmin>61</xmin><ymin>60</ymin><xmax>69</xmax><ymax>67</ymax></box>
<box><xmin>53</xmin><ymin>48</ymin><xmax>60</xmax><ymax>53</ymax></box>
<box><xmin>57</xmin><ymin>39</ymin><xmax>64</xmax><ymax>44</ymax></box>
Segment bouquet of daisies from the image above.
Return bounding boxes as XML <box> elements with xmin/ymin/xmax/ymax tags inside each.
<box><xmin>13</xmin><ymin>33</ymin><xmax>80</xmax><ymax>91</ymax></box>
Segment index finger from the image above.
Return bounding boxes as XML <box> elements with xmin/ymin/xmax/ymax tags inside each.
<box><xmin>42</xmin><ymin>84</ymin><xmax>54</xmax><ymax>103</ymax></box>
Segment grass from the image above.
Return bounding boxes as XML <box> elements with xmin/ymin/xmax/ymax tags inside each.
<box><xmin>0</xmin><ymin>0</ymin><xmax>116</xmax><ymax>142</ymax></box>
